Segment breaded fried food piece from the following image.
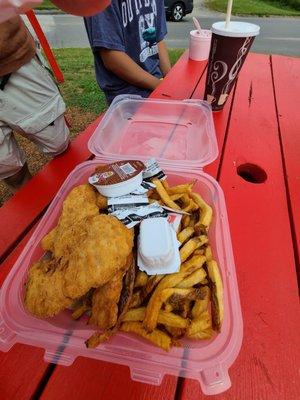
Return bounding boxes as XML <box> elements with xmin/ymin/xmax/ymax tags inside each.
<box><xmin>89</xmin><ymin>253</ymin><xmax>133</xmax><ymax>329</ymax></box>
<box><xmin>63</xmin><ymin>214</ymin><xmax>134</xmax><ymax>299</ymax></box>
<box><xmin>86</xmin><ymin>253</ymin><xmax>136</xmax><ymax>348</ymax></box>
<box><xmin>41</xmin><ymin>184</ymin><xmax>99</xmax><ymax>257</ymax></box>
<box><xmin>24</xmin><ymin>259</ymin><xmax>72</xmax><ymax>318</ymax></box>
<box><xmin>89</xmin><ymin>270</ymin><xmax>124</xmax><ymax>329</ymax></box>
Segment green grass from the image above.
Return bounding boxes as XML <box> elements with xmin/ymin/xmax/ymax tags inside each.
<box><xmin>206</xmin><ymin>0</ymin><xmax>300</xmax><ymax>16</ymax></box>
<box><xmin>53</xmin><ymin>48</ymin><xmax>185</xmax><ymax>132</ymax></box>
<box><xmin>36</xmin><ymin>0</ymin><xmax>58</xmax><ymax>10</ymax></box>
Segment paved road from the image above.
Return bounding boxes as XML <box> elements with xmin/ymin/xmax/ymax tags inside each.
<box><xmin>23</xmin><ymin>6</ymin><xmax>300</xmax><ymax>57</ymax></box>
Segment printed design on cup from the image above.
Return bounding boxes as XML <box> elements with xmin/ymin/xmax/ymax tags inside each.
<box><xmin>219</xmin><ymin>36</ymin><xmax>252</xmax><ymax>105</ymax></box>
<box><xmin>209</xmin><ymin>61</ymin><xmax>228</xmax><ymax>104</ymax></box>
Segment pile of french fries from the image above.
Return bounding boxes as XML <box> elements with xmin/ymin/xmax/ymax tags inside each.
<box><xmin>120</xmin><ymin>178</ymin><xmax>224</xmax><ymax>351</ymax></box>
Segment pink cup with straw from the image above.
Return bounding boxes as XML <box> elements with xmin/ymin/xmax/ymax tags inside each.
<box><xmin>189</xmin><ymin>30</ymin><xmax>212</xmax><ymax>61</ymax></box>
<box><xmin>189</xmin><ymin>17</ymin><xmax>212</xmax><ymax>61</ymax></box>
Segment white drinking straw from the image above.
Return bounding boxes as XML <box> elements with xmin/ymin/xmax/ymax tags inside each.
<box><xmin>225</xmin><ymin>0</ymin><xmax>233</xmax><ymax>28</ymax></box>
<box><xmin>193</xmin><ymin>17</ymin><xmax>202</xmax><ymax>34</ymax></box>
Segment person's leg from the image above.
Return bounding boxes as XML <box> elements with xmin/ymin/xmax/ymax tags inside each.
<box><xmin>0</xmin><ymin>122</ymin><xmax>31</xmax><ymax>191</ymax></box>
<box><xmin>27</xmin><ymin>113</ymin><xmax>70</xmax><ymax>157</ymax></box>
<box><xmin>1</xmin><ymin>52</ymin><xmax>70</xmax><ymax>159</ymax></box>
<box><xmin>3</xmin><ymin>163</ymin><xmax>31</xmax><ymax>192</ymax></box>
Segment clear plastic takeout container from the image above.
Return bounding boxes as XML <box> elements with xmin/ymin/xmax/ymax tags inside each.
<box><xmin>0</xmin><ymin>95</ymin><xmax>243</xmax><ymax>395</ymax></box>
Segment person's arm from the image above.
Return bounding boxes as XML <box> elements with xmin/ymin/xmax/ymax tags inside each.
<box><xmin>100</xmin><ymin>49</ymin><xmax>160</xmax><ymax>90</ymax></box>
<box><xmin>157</xmin><ymin>40</ymin><xmax>171</xmax><ymax>77</ymax></box>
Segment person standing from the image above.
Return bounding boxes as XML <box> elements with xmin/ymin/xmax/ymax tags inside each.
<box><xmin>0</xmin><ymin>16</ymin><xmax>70</xmax><ymax>190</ymax></box>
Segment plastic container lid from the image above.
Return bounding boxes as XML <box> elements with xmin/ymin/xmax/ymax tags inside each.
<box><xmin>212</xmin><ymin>21</ymin><xmax>260</xmax><ymax>38</ymax></box>
<box><xmin>88</xmin><ymin>95</ymin><xmax>218</xmax><ymax>169</ymax></box>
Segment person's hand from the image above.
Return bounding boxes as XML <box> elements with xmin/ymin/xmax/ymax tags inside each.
<box><xmin>0</xmin><ymin>0</ymin><xmax>42</xmax><ymax>23</ymax></box>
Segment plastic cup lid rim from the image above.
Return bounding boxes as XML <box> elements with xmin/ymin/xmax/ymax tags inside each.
<box><xmin>212</xmin><ymin>21</ymin><xmax>260</xmax><ymax>38</ymax></box>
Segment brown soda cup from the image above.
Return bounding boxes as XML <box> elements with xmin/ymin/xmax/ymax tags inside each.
<box><xmin>204</xmin><ymin>21</ymin><xmax>260</xmax><ymax>111</ymax></box>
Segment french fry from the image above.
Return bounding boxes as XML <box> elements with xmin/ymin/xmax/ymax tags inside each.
<box><xmin>181</xmin><ymin>194</ymin><xmax>191</xmax><ymax>208</ymax></box>
<box><xmin>205</xmin><ymin>245</ymin><xmax>213</xmax><ymax>261</ymax></box>
<box><xmin>164</xmin><ymin>303</ymin><xmax>173</xmax><ymax>313</ymax></box>
<box><xmin>121</xmin><ymin>321</ymin><xmax>172</xmax><ymax>351</ymax></box>
<box><xmin>152</xmin><ymin>178</ymin><xmax>181</xmax><ymax>210</ymax></box>
<box><xmin>161</xmin><ymin>179</ymin><xmax>170</xmax><ymax>190</ymax></box>
<box><xmin>123</xmin><ymin>307</ymin><xmax>189</xmax><ymax>329</ymax></box>
<box><xmin>71</xmin><ymin>304</ymin><xmax>89</xmax><ymax>320</ymax></box>
<box><xmin>129</xmin><ymin>291</ymin><xmax>143</xmax><ymax>308</ymax></box>
<box><xmin>134</xmin><ymin>271</ymin><xmax>148</xmax><ymax>288</ymax></box>
<box><xmin>180</xmin><ymin>238</ymin><xmax>199</xmax><ymax>262</ymax></box>
<box><xmin>122</xmin><ymin>307</ymin><xmax>145</xmax><ymax>322</ymax></box>
<box><xmin>200</xmin><ymin>278</ymin><xmax>209</xmax><ymax>285</ymax></box>
<box><xmin>192</xmin><ymin>286</ymin><xmax>210</xmax><ymax>318</ymax></box>
<box><xmin>170</xmin><ymin>193</ymin><xmax>185</xmax><ymax>201</ymax></box>
<box><xmin>206</xmin><ymin>260</ymin><xmax>224</xmax><ymax>331</ymax></box>
<box><xmin>187</xmin><ymin>328</ymin><xmax>214</xmax><ymax>340</ymax></box>
<box><xmin>167</xmin><ymin>180</ymin><xmax>196</xmax><ymax>195</ymax></box>
<box><xmin>130</xmin><ymin>275</ymin><xmax>165</xmax><ymax>308</ymax></box>
<box><xmin>186</xmin><ymin>311</ymin><xmax>212</xmax><ymax>337</ymax></box>
<box><xmin>180</xmin><ymin>236</ymin><xmax>208</xmax><ymax>262</ymax></box>
<box><xmin>183</xmin><ymin>199</ymin><xmax>199</xmax><ymax>213</ymax></box>
<box><xmin>190</xmin><ymin>192</ymin><xmax>213</xmax><ymax>229</ymax></box>
<box><xmin>151</xmin><ymin>255</ymin><xmax>206</xmax><ymax>296</ymax></box>
<box><xmin>177</xmin><ymin>227</ymin><xmax>194</xmax><ymax>244</ymax></box>
<box><xmin>143</xmin><ymin>288</ymin><xmax>194</xmax><ymax>332</ymax></box>
<box><xmin>194</xmin><ymin>249</ymin><xmax>205</xmax><ymax>255</ymax></box>
<box><xmin>182</xmin><ymin>215</ymin><xmax>191</xmax><ymax>229</ymax></box>
<box><xmin>165</xmin><ymin>326</ymin><xmax>186</xmax><ymax>339</ymax></box>
<box><xmin>176</xmin><ymin>268</ymin><xmax>207</xmax><ymax>288</ymax></box>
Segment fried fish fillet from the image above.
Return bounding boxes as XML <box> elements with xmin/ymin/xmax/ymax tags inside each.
<box><xmin>25</xmin><ymin>214</ymin><xmax>134</xmax><ymax>318</ymax></box>
<box><xmin>24</xmin><ymin>259</ymin><xmax>72</xmax><ymax>318</ymax></box>
<box><xmin>41</xmin><ymin>184</ymin><xmax>99</xmax><ymax>258</ymax></box>
<box><xmin>63</xmin><ymin>214</ymin><xmax>134</xmax><ymax>299</ymax></box>
<box><xmin>89</xmin><ymin>270</ymin><xmax>125</xmax><ymax>329</ymax></box>
<box><xmin>86</xmin><ymin>253</ymin><xmax>136</xmax><ymax>348</ymax></box>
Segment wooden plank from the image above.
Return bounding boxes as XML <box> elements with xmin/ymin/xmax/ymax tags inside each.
<box><xmin>0</xmin><ymin>227</ymin><xmax>49</xmax><ymax>400</ymax></box>
<box><xmin>180</xmin><ymin>53</ymin><xmax>300</xmax><ymax>399</ymax></box>
<box><xmin>0</xmin><ymin>116</ymin><xmax>102</xmax><ymax>262</ymax></box>
<box><xmin>40</xmin><ymin>358</ymin><xmax>177</xmax><ymax>400</ymax></box>
<box><xmin>153</xmin><ymin>51</ymin><xmax>206</xmax><ymax>100</ymax></box>
<box><xmin>271</xmin><ymin>55</ymin><xmax>300</xmax><ymax>274</ymax></box>
<box><xmin>191</xmin><ymin>64</ymin><xmax>235</xmax><ymax>178</ymax></box>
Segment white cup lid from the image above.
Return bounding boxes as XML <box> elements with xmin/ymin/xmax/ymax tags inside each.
<box><xmin>212</xmin><ymin>21</ymin><xmax>260</xmax><ymax>38</ymax></box>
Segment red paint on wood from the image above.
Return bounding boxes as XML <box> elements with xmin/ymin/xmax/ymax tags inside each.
<box><xmin>40</xmin><ymin>357</ymin><xmax>177</xmax><ymax>400</ymax></box>
<box><xmin>191</xmin><ymin>66</ymin><xmax>235</xmax><ymax>177</ymax></box>
<box><xmin>0</xmin><ymin>116</ymin><xmax>102</xmax><ymax>261</ymax></box>
<box><xmin>271</xmin><ymin>54</ymin><xmax>300</xmax><ymax>274</ymax></box>
<box><xmin>180</xmin><ymin>54</ymin><xmax>300</xmax><ymax>399</ymax></box>
<box><xmin>0</xmin><ymin>227</ymin><xmax>49</xmax><ymax>400</ymax></box>
<box><xmin>152</xmin><ymin>51</ymin><xmax>207</xmax><ymax>100</ymax></box>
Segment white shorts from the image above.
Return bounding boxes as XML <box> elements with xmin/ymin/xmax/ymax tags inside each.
<box><xmin>0</xmin><ymin>52</ymin><xmax>70</xmax><ymax>180</ymax></box>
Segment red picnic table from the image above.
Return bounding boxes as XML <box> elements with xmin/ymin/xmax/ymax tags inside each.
<box><xmin>0</xmin><ymin>51</ymin><xmax>299</xmax><ymax>400</ymax></box>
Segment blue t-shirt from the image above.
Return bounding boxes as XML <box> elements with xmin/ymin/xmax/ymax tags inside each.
<box><xmin>84</xmin><ymin>0</ymin><xmax>167</xmax><ymax>103</ymax></box>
